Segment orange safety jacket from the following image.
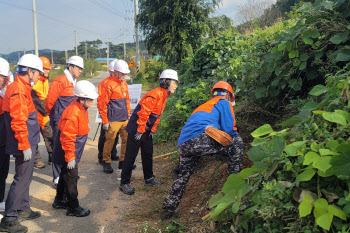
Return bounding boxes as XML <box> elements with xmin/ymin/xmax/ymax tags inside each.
<box><xmin>97</xmin><ymin>76</ymin><xmax>112</xmax><ymax>118</ymax></box>
<box><xmin>45</xmin><ymin>74</ymin><xmax>75</xmax><ymax>126</ymax></box>
<box><xmin>126</xmin><ymin>87</ymin><xmax>169</xmax><ymax>134</ymax></box>
<box><xmin>98</xmin><ymin>77</ymin><xmax>131</xmax><ymax>124</ymax></box>
<box><xmin>2</xmin><ymin>76</ymin><xmax>40</xmax><ymax>155</ymax></box>
<box><xmin>58</xmin><ymin>100</ymin><xmax>89</xmax><ymax>163</ymax></box>
<box><xmin>0</xmin><ymin>95</ymin><xmax>5</xmax><ymax>148</ymax></box>
<box><xmin>32</xmin><ymin>75</ymin><xmax>49</xmax><ymax>129</ymax></box>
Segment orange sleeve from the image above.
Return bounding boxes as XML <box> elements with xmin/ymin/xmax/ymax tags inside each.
<box><xmin>45</xmin><ymin>79</ymin><xmax>62</xmax><ymax>115</ymax></box>
<box><xmin>60</xmin><ymin>116</ymin><xmax>78</xmax><ymax>162</ymax></box>
<box><xmin>136</xmin><ymin>97</ymin><xmax>156</xmax><ymax>133</ymax></box>
<box><xmin>9</xmin><ymin>93</ymin><xmax>30</xmax><ymax>150</ymax></box>
<box><xmin>125</xmin><ymin>83</ymin><xmax>131</xmax><ymax>117</ymax></box>
<box><xmin>98</xmin><ymin>83</ymin><xmax>112</xmax><ymax>124</ymax></box>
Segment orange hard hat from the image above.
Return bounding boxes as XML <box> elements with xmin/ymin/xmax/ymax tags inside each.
<box><xmin>211</xmin><ymin>81</ymin><xmax>235</xmax><ymax>102</ymax></box>
<box><xmin>39</xmin><ymin>56</ymin><xmax>51</xmax><ymax>70</ymax></box>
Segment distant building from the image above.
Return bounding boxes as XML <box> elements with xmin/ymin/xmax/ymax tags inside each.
<box><xmin>94</xmin><ymin>58</ymin><xmax>118</xmax><ymax>64</ymax></box>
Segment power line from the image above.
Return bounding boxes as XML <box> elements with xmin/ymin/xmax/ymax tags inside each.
<box><xmin>87</xmin><ymin>0</ymin><xmax>126</xmax><ymax>18</ymax></box>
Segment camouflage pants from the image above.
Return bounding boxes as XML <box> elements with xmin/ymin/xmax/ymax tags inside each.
<box><xmin>163</xmin><ymin>132</ymin><xmax>243</xmax><ymax>212</ymax></box>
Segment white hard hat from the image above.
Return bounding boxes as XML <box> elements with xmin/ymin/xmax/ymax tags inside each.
<box><xmin>160</xmin><ymin>69</ymin><xmax>179</xmax><ymax>82</ymax></box>
<box><xmin>18</xmin><ymin>54</ymin><xmax>44</xmax><ymax>73</ymax></box>
<box><xmin>67</xmin><ymin>56</ymin><xmax>84</xmax><ymax>69</ymax></box>
<box><xmin>108</xmin><ymin>60</ymin><xmax>116</xmax><ymax>71</ymax></box>
<box><xmin>73</xmin><ymin>80</ymin><xmax>98</xmax><ymax>99</ymax></box>
<box><xmin>0</xmin><ymin>58</ymin><xmax>10</xmax><ymax>77</ymax></box>
<box><xmin>8</xmin><ymin>71</ymin><xmax>14</xmax><ymax>83</ymax></box>
<box><xmin>114</xmin><ymin>60</ymin><xmax>130</xmax><ymax>74</ymax></box>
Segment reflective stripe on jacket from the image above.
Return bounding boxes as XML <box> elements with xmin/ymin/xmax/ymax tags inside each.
<box><xmin>177</xmin><ymin>97</ymin><xmax>238</xmax><ymax>146</ymax></box>
<box><xmin>98</xmin><ymin>77</ymin><xmax>131</xmax><ymax>124</ymax></box>
<box><xmin>126</xmin><ymin>87</ymin><xmax>169</xmax><ymax>134</ymax></box>
<box><xmin>59</xmin><ymin>100</ymin><xmax>89</xmax><ymax>163</ymax></box>
<box><xmin>33</xmin><ymin>76</ymin><xmax>49</xmax><ymax>129</ymax></box>
<box><xmin>2</xmin><ymin>76</ymin><xmax>40</xmax><ymax>154</ymax></box>
<box><xmin>45</xmin><ymin>74</ymin><xmax>75</xmax><ymax>125</ymax></box>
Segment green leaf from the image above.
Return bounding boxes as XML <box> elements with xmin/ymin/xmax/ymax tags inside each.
<box><xmin>300</xmin><ymin>54</ymin><xmax>309</xmax><ymax>61</ymax></box>
<box><xmin>239</xmin><ymin>167</ymin><xmax>256</xmax><ymax>179</ymax></box>
<box><xmin>293</xmin><ymin>59</ymin><xmax>301</xmax><ymax>67</ymax></box>
<box><xmin>299</xmin><ymin>194</ymin><xmax>314</xmax><ymax>217</ymax></box>
<box><xmin>328</xmin><ymin>205</ymin><xmax>347</xmax><ymax>220</ymax></box>
<box><xmin>270</xmin><ymin>136</ymin><xmax>286</xmax><ymax>156</ymax></box>
<box><xmin>334</xmin><ymin>110</ymin><xmax>350</xmax><ymax>122</ymax></box>
<box><xmin>313</xmin><ymin>156</ymin><xmax>332</xmax><ymax>172</ymax></box>
<box><xmin>316</xmin><ymin>213</ymin><xmax>333</xmax><ymax>231</ymax></box>
<box><xmin>303</xmin><ymin>38</ymin><xmax>314</xmax><ymax>45</ymax></box>
<box><xmin>322</xmin><ymin>112</ymin><xmax>347</xmax><ymax>125</ymax></box>
<box><xmin>285</xmin><ymin>141</ymin><xmax>307</xmax><ymax>156</ymax></box>
<box><xmin>278</xmin><ymin>43</ymin><xmax>286</xmax><ymax>51</ymax></box>
<box><xmin>222</xmin><ymin>174</ymin><xmax>249</xmax><ymax>194</ymax></box>
<box><xmin>319</xmin><ymin>149</ymin><xmax>339</xmax><ymax>156</ymax></box>
<box><xmin>303</xmin><ymin>152</ymin><xmax>319</xmax><ymax>165</ymax></box>
<box><xmin>255</xmin><ymin>86</ymin><xmax>266</xmax><ymax>99</ymax></box>
<box><xmin>299</xmin><ymin>62</ymin><xmax>307</xmax><ymax>70</ymax></box>
<box><xmin>311</xmin><ymin>29</ymin><xmax>320</xmax><ymax>38</ymax></box>
<box><xmin>326</xmin><ymin>140</ymin><xmax>339</xmax><ymax>151</ymax></box>
<box><xmin>330</xmin><ymin>152</ymin><xmax>350</xmax><ymax>178</ymax></box>
<box><xmin>289</xmin><ymin>50</ymin><xmax>299</xmax><ymax>58</ymax></box>
<box><xmin>208</xmin><ymin>202</ymin><xmax>232</xmax><ymax>220</ymax></box>
<box><xmin>309</xmin><ymin>85</ymin><xmax>328</xmax><ymax>96</ymax></box>
<box><xmin>208</xmin><ymin>192</ymin><xmax>224</xmax><ymax>208</ymax></box>
<box><xmin>251</xmin><ymin>137</ymin><xmax>267</xmax><ymax>146</ymax></box>
<box><xmin>336</xmin><ymin>48</ymin><xmax>350</xmax><ymax>62</ymax></box>
<box><xmin>311</xmin><ymin>142</ymin><xmax>319</xmax><ymax>152</ymax></box>
<box><xmin>247</xmin><ymin>145</ymin><xmax>270</xmax><ymax>168</ymax></box>
<box><xmin>330</xmin><ymin>32</ymin><xmax>349</xmax><ymax>44</ymax></box>
<box><xmin>251</xmin><ymin>124</ymin><xmax>273</xmax><ymax>137</ymax></box>
<box><xmin>297</xmin><ymin>169</ymin><xmax>316</xmax><ymax>181</ymax></box>
<box><xmin>280</xmin><ymin>115</ymin><xmax>303</xmax><ymax>126</ymax></box>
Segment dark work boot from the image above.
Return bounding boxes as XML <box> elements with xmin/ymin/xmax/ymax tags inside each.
<box><xmin>161</xmin><ymin>208</ymin><xmax>180</xmax><ymax>221</ymax></box>
<box><xmin>145</xmin><ymin>177</ymin><xmax>163</xmax><ymax>187</ymax></box>
<box><xmin>17</xmin><ymin>209</ymin><xmax>41</xmax><ymax>222</ymax></box>
<box><xmin>66</xmin><ymin>206</ymin><xmax>90</xmax><ymax>217</ymax></box>
<box><xmin>0</xmin><ymin>220</ymin><xmax>28</xmax><ymax>233</ymax></box>
<box><xmin>103</xmin><ymin>162</ymin><xmax>113</xmax><ymax>173</ymax></box>
<box><xmin>119</xmin><ymin>183</ymin><xmax>135</xmax><ymax>195</ymax></box>
<box><xmin>111</xmin><ymin>155</ymin><xmax>119</xmax><ymax>161</ymax></box>
<box><xmin>52</xmin><ymin>197</ymin><xmax>68</xmax><ymax>209</ymax></box>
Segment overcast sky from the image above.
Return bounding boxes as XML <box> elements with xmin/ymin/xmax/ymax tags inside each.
<box><xmin>0</xmin><ymin>0</ymin><xmax>271</xmax><ymax>54</ymax></box>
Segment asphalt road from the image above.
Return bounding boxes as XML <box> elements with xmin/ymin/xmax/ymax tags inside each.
<box><xmin>1</xmin><ymin>71</ymin><xmax>145</xmax><ymax>233</ymax></box>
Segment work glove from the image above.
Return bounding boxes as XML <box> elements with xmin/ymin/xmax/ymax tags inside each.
<box><xmin>134</xmin><ymin>132</ymin><xmax>143</xmax><ymax>141</ymax></box>
<box><xmin>23</xmin><ymin>148</ymin><xmax>32</xmax><ymax>161</ymax></box>
<box><xmin>103</xmin><ymin>123</ymin><xmax>109</xmax><ymax>131</ymax></box>
<box><xmin>67</xmin><ymin>159</ymin><xmax>76</xmax><ymax>169</ymax></box>
<box><xmin>150</xmin><ymin>132</ymin><xmax>154</xmax><ymax>139</ymax></box>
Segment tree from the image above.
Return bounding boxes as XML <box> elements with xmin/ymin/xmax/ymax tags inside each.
<box><xmin>138</xmin><ymin>0</ymin><xmax>222</xmax><ymax>65</ymax></box>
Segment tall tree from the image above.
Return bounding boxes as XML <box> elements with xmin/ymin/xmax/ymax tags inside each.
<box><xmin>138</xmin><ymin>0</ymin><xmax>222</xmax><ymax>65</ymax></box>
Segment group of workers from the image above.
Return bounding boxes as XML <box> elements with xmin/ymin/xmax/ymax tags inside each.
<box><xmin>0</xmin><ymin>52</ymin><xmax>243</xmax><ymax>232</ymax></box>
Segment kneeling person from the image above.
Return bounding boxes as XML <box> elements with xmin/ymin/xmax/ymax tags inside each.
<box><xmin>52</xmin><ymin>80</ymin><xmax>98</xmax><ymax>217</ymax></box>
<box><xmin>162</xmin><ymin>81</ymin><xmax>243</xmax><ymax>219</ymax></box>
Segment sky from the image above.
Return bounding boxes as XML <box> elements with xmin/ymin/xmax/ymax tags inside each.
<box><xmin>0</xmin><ymin>0</ymin><xmax>273</xmax><ymax>55</ymax></box>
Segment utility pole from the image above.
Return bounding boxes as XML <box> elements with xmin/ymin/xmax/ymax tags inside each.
<box><xmin>123</xmin><ymin>27</ymin><xmax>126</xmax><ymax>60</ymax></box>
<box><xmin>18</xmin><ymin>52</ymin><xmax>20</xmax><ymax>61</ymax></box>
<box><xmin>106</xmin><ymin>41</ymin><xmax>109</xmax><ymax>69</ymax></box>
<box><xmin>23</xmin><ymin>49</ymin><xmax>26</xmax><ymax>55</ymax></box>
<box><xmin>65</xmin><ymin>49</ymin><xmax>68</xmax><ymax>63</ymax></box>
<box><xmin>74</xmin><ymin>30</ymin><xmax>77</xmax><ymax>55</ymax></box>
<box><xmin>32</xmin><ymin>0</ymin><xmax>39</xmax><ymax>56</ymax></box>
<box><xmin>51</xmin><ymin>50</ymin><xmax>54</xmax><ymax>65</ymax></box>
<box><xmin>134</xmin><ymin>0</ymin><xmax>140</xmax><ymax>69</ymax></box>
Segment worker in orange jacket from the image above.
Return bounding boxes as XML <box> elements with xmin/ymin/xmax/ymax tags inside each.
<box><xmin>52</xmin><ymin>80</ymin><xmax>98</xmax><ymax>217</ymax></box>
<box><xmin>119</xmin><ymin>69</ymin><xmax>179</xmax><ymax>195</ymax></box>
<box><xmin>31</xmin><ymin>56</ymin><xmax>53</xmax><ymax>168</ymax></box>
<box><xmin>45</xmin><ymin>56</ymin><xmax>84</xmax><ymax>187</ymax></box>
<box><xmin>0</xmin><ymin>54</ymin><xmax>43</xmax><ymax>233</ymax></box>
<box><xmin>0</xmin><ymin>58</ymin><xmax>11</xmax><ymax>215</ymax></box>
<box><xmin>97</xmin><ymin>60</ymin><xmax>119</xmax><ymax>164</ymax></box>
<box><xmin>98</xmin><ymin>60</ymin><xmax>131</xmax><ymax>174</ymax></box>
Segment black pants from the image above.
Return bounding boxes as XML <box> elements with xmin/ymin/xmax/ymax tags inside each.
<box><xmin>121</xmin><ymin>132</ymin><xmax>153</xmax><ymax>184</ymax></box>
<box><xmin>98</xmin><ymin>127</ymin><xmax>119</xmax><ymax>160</ymax></box>
<box><xmin>0</xmin><ymin>146</ymin><xmax>10</xmax><ymax>202</ymax></box>
<box><xmin>35</xmin><ymin>122</ymin><xmax>53</xmax><ymax>163</ymax></box>
<box><xmin>56</xmin><ymin>163</ymin><xmax>79</xmax><ymax>209</ymax></box>
<box><xmin>3</xmin><ymin>145</ymin><xmax>36</xmax><ymax>222</ymax></box>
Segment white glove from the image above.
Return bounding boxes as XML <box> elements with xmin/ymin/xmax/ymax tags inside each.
<box><xmin>150</xmin><ymin>132</ymin><xmax>154</xmax><ymax>139</ymax></box>
<box><xmin>67</xmin><ymin>159</ymin><xmax>76</xmax><ymax>169</ymax></box>
<box><xmin>23</xmin><ymin>148</ymin><xmax>32</xmax><ymax>161</ymax></box>
<box><xmin>103</xmin><ymin>123</ymin><xmax>109</xmax><ymax>131</ymax></box>
<box><xmin>134</xmin><ymin>132</ymin><xmax>143</xmax><ymax>141</ymax></box>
